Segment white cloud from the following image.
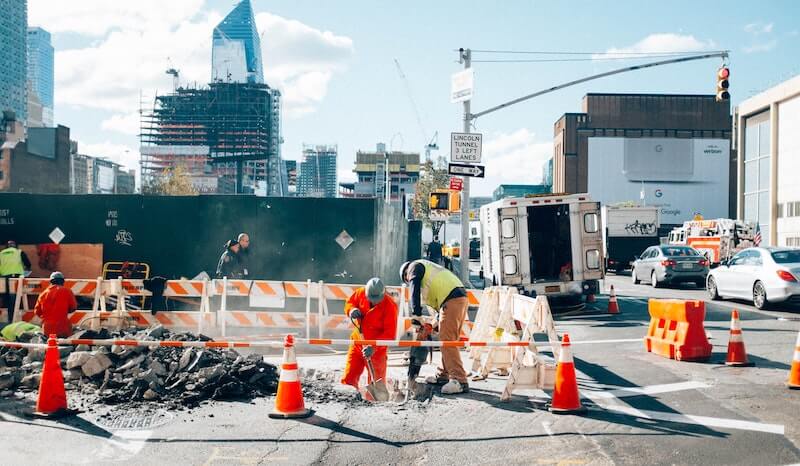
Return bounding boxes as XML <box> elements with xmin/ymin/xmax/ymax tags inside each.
<box><xmin>101</xmin><ymin>112</ymin><xmax>140</xmax><ymax>136</ymax></box>
<box><xmin>256</xmin><ymin>13</ymin><xmax>354</xmax><ymax>118</ymax></box>
<box><xmin>743</xmin><ymin>40</ymin><xmax>778</xmax><ymax>54</ymax></box>
<box><xmin>598</xmin><ymin>33</ymin><xmax>715</xmax><ymax>59</ymax></box>
<box><xmin>29</xmin><ymin>0</ymin><xmax>206</xmax><ymax>37</ymax></box>
<box><xmin>470</xmin><ymin>129</ymin><xmax>552</xmax><ymax>197</ymax></box>
<box><xmin>744</xmin><ymin>22</ymin><xmax>774</xmax><ymax>35</ymax></box>
<box><xmin>30</xmin><ymin>0</ymin><xmax>354</xmax><ymax>138</ymax></box>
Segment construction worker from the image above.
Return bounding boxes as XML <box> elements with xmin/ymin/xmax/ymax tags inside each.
<box><xmin>33</xmin><ymin>272</ymin><xmax>77</xmax><ymax>338</ymax></box>
<box><xmin>215</xmin><ymin>239</ymin><xmax>244</xmax><ymax>279</ymax></box>
<box><xmin>400</xmin><ymin>259</ymin><xmax>469</xmax><ymax>394</ymax></box>
<box><xmin>341</xmin><ymin>277</ymin><xmax>398</xmax><ymax>390</ymax></box>
<box><xmin>237</xmin><ymin>233</ymin><xmax>251</xmax><ymax>278</ymax></box>
<box><xmin>1</xmin><ymin>321</ymin><xmax>41</xmax><ymax>342</ymax></box>
<box><xmin>1</xmin><ymin>240</ymin><xmax>31</xmax><ymax>324</ymax></box>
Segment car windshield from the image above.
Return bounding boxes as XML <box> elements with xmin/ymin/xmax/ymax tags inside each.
<box><xmin>770</xmin><ymin>250</ymin><xmax>800</xmax><ymax>264</ymax></box>
<box><xmin>660</xmin><ymin>246</ymin><xmax>698</xmax><ymax>257</ymax></box>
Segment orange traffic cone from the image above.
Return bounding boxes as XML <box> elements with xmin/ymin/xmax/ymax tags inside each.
<box><xmin>725</xmin><ymin>310</ymin><xmax>754</xmax><ymax>367</ymax></box>
<box><xmin>34</xmin><ymin>335</ymin><xmax>70</xmax><ymax>418</ymax></box>
<box><xmin>788</xmin><ymin>331</ymin><xmax>800</xmax><ymax>389</ymax></box>
<box><xmin>607</xmin><ymin>285</ymin><xmax>620</xmax><ymax>314</ymax></box>
<box><xmin>269</xmin><ymin>335</ymin><xmax>312</xmax><ymax>419</ymax></box>
<box><xmin>549</xmin><ymin>334</ymin><xmax>586</xmax><ymax>415</ymax></box>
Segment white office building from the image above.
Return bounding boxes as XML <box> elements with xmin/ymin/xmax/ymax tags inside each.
<box><xmin>735</xmin><ymin>74</ymin><xmax>800</xmax><ymax>247</ymax></box>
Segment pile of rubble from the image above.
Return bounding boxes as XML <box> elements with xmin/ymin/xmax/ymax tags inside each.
<box><xmin>0</xmin><ymin>326</ymin><xmax>278</xmax><ymax>409</ymax></box>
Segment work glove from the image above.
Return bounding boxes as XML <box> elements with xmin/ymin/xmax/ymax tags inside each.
<box><xmin>410</xmin><ymin>316</ymin><xmax>423</xmax><ymax>329</ymax></box>
<box><xmin>362</xmin><ymin>346</ymin><xmax>374</xmax><ymax>359</ymax></box>
<box><xmin>350</xmin><ymin>309</ymin><xmax>363</xmax><ymax>320</ymax></box>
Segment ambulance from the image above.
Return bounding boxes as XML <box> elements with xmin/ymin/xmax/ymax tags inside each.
<box><xmin>667</xmin><ymin>218</ymin><xmax>757</xmax><ymax>266</ymax></box>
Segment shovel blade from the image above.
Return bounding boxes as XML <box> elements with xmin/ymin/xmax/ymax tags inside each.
<box><xmin>366</xmin><ymin>379</ymin><xmax>390</xmax><ymax>402</ymax></box>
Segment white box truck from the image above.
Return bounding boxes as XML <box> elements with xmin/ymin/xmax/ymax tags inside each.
<box><xmin>601</xmin><ymin>205</ymin><xmax>661</xmax><ymax>273</ymax></box>
<box><xmin>479</xmin><ymin>193</ymin><xmax>604</xmax><ymax>308</ymax></box>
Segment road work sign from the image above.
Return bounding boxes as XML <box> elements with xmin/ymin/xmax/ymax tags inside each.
<box><xmin>451</xmin><ymin>69</ymin><xmax>474</xmax><ymax>103</ymax></box>
<box><xmin>450</xmin><ymin>132</ymin><xmax>483</xmax><ymax>163</ymax></box>
<box><xmin>448</xmin><ymin>163</ymin><xmax>485</xmax><ymax>178</ymax></box>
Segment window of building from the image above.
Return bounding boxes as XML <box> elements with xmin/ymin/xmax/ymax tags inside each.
<box><xmin>743</xmin><ymin>113</ymin><xmax>771</xmax><ymax>244</ymax></box>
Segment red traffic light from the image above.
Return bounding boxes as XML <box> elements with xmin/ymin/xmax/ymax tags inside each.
<box><xmin>718</xmin><ymin>67</ymin><xmax>730</xmax><ymax>79</ymax></box>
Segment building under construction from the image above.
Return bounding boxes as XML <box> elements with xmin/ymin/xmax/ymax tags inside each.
<box><xmin>140</xmin><ymin>82</ymin><xmax>285</xmax><ymax>195</ymax></box>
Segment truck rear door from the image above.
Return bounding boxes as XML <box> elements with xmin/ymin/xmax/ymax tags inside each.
<box><xmin>578</xmin><ymin>202</ymin><xmax>603</xmax><ymax>280</ymax></box>
<box><xmin>498</xmin><ymin>206</ymin><xmax>528</xmax><ymax>285</ymax></box>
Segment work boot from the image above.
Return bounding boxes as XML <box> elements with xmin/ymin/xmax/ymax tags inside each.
<box><xmin>424</xmin><ymin>375</ymin><xmax>449</xmax><ymax>385</ymax></box>
<box><xmin>441</xmin><ymin>379</ymin><xmax>468</xmax><ymax>395</ymax></box>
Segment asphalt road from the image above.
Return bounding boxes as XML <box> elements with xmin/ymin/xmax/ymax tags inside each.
<box><xmin>2</xmin><ymin>275</ymin><xmax>799</xmax><ymax>465</ymax></box>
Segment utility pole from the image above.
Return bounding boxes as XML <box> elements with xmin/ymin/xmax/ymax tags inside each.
<box><xmin>458</xmin><ymin>48</ymin><xmax>471</xmax><ymax>285</ymax></box>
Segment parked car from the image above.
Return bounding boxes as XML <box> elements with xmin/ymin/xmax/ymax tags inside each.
<box><xmin>632</xmin><ymin>245</ymin><xmax>709</xmax><ymax>288</ymax></box>
<box><xmin>706</xmin><ymin>247</ymin><xmax>800</xmax><ymax>310</ymax></box>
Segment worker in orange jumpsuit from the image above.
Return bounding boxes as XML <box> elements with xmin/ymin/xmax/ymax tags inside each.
<box><xmin>341</xmin><ymin>277</ymin><xmax>398</xmax><ymax>389</ymax></box>
<box><xmin>34</xmin><ymin>272</ymin><xmax>77</xmax><ymax>338</ymax></box>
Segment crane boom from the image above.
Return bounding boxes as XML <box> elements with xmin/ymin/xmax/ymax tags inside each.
<box><xmin>394</xmin><ymin>58</ymin><xmax>429</xmax><ymax>144</ymax></box>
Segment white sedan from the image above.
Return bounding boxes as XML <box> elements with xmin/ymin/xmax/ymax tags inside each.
<box><xmin>706</xmin><ymin>247</ymin><xmax>800</xmax><ymax>309</ymax></box>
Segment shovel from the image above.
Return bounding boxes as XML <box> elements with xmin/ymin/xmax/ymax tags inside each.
<box><xmin>351</xmin><ymin>318</ymin><xmax>390</xmax><ymax>402</ymax></box>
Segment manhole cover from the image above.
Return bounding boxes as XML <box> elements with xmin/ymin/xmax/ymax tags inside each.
<box><xmin>96</xmin><ymin>409</ymin><xmax>173</xmax><ymax>430</ymax></box>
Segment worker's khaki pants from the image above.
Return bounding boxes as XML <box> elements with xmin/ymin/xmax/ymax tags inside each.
<box><xmin>437</xmin><ymin>296</ymin><xmax>468</xmax><ymax>383</ymax></box>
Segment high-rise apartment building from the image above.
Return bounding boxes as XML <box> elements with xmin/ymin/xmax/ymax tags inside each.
<box><xmin>212</xmin><ymin>0</ymin><xmax>263</xmax><ymax>84</ymax></box>
<box><xmin>298</xmin><ymin>145</ymin><xmax>337</xmax><ymax>198</ymax></box>
<box><xmin>27</xmin><ymin>27</ymin><xmax>54</xmax><ymax>127</ymax></box>
<box><xmin>0</xmin><ymin>0</ymin><xmax>28</xmax><ymax>123</ymax></box>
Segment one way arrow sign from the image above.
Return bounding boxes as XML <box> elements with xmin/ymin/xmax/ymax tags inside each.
<box><xmin>448</xmin><ymin>162</ymin><xmax>485</xmax><ymax>178</ymax></box>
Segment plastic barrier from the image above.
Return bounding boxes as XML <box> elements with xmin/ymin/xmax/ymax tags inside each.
<box><xmin>469</xmin><ymin>287</ymin><xmax>519</xmax><ymax>378</ymax></box>
<box><xmin>644</xmin><ymin>299</ymin><xmax>712</xmax><ymax>361</ymax></box>
<box><xmin>7</xmin><ymin>276</ymin><xmax>482</xmax><ymax>340</ymax></box>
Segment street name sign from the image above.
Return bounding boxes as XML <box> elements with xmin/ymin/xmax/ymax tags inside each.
<box><xmin>448</xmin><ymin>163</ymin><xmax>485</xmax><ymax>178</ymax></box>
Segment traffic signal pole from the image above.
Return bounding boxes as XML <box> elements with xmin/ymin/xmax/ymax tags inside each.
<box><xmin>456</xmin><ymin>48</ymin><xmax>728</xmax><ymax>284</ymax></box>
<box><xmin>458</xmin><ymin>48</ymin><xmax>472</xmax><ymax>285</ymax></box>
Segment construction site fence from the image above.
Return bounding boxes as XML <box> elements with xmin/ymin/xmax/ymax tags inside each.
<box><xmin>0</xmin><ymin>277</ymin><xmax>483</xmax><ymax>340</ymax></box>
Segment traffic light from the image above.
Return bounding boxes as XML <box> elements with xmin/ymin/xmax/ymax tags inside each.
<box><xmin>429</xmin><ymin>190</ymin><xmax>461</xmax><ymax>213</ymax></box>
<box><xmin>716</xmin><ymin>66</ymin><xmax>730</xmax><ymax>102</ymax></box>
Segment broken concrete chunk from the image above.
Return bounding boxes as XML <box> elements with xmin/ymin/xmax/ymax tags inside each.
<box><xmin>149</xmin><ymin>360</ymin><xmax>167</xmax><ymax>377</ymax></box>
<box><xmin>82</xmin><ymin>352</ymin><xmax>113</xmax><ymax>378</ymax></box>
<box><xmin>0</xmin><ymin>371</ymin><xmax>17</xmax><ymax>390</ymax></box>
<box><xmin>178</xmin><ymin>348</ymin><xmax>194</xmax><ymax>371</ymax></box>
<box><xmin>146</xmin><ymin>325</ymin><xmax>167</xmax><ymax>340</ymax></box>
<box><xmin>66</xmin><ymin>351</ymin><xmax>92</xmax><ymax>370</ymax></box>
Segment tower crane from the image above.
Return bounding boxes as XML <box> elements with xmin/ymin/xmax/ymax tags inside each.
<box><xmin>394</xmin><ymin>59</ymin><xmax>438</xmax><ymax>161</ymax></box>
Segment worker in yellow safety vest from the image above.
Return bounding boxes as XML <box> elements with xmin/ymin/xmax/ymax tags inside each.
<box><xmin>399</xmin><ymin>259</ymin><xmax>469</xmax><ymax>395</ymax></box>
<box><xmin>1</xmin><ymin>240</ymin><xmax>31</xmax><ymax>324</ymax></box>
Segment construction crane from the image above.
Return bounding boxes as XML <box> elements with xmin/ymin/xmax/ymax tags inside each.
<box><xmin>165</xmin><ymin>57</ymin><xmax>180</xmax><ymax>91</ymax></box>
<box><xmin>394</xmin><ymin>59</ymin><xmax>439</xmax><ymax>161</ymax></box>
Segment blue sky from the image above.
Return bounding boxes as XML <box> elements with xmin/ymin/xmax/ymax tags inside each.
<box><xmin>29</xmin><ymin>0</ymin><xmax>800</xmax><ymax>196</ymax></box>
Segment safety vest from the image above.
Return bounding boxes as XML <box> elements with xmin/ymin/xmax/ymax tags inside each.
<box><xmin>0</xmin><ymin>247</ymin><xmax>24</xmax><ymax>276</ymax></box>
<box><xmin>1</xmin><ymin>321</ymin><xmax>40</xmax><ymax>342</ymax></box>
<box><xmin>414</xmin><ymin>259</ymin><xmax>464</xmax><ymax>310</ymax></box>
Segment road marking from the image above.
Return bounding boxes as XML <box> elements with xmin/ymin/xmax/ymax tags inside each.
<box><xmin>594</xmin><ymin>404</ymin><xmax>785</xmax><ymax>435</ymax></box>
<box><xmin>541</xmin><ymin>421</ymin><xmax>554</xmax><ymax>437</ymax></box>
<box><xmin>582</xmin><ymin>381</ymin><xmax>711</xmax><ymax>399</ymax></box>
<box><xmin>569</xmin><ymin>338</ymin><xmax>642</xmax><ymax>346</ymax></box>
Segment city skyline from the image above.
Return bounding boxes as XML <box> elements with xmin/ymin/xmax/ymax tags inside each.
<box><xmin>24</xmin><ymin>0</ymin><xmax>800</xmax><ymax>196</ymax></box>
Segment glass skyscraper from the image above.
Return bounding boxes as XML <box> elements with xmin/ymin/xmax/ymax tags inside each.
<box><xmin>27</xmin><ymin>27</ymin><xmax>54</xmax><ymax>127</ymax></box>
<box><xmin>0</xmin><ymin>0</ymin><xmax>28</xmax><ymax>122</ymax></box>
<box><xmin>212</xmin><ymin>0</ymin><xmax>264</xmax><ymax>84</ymax></box>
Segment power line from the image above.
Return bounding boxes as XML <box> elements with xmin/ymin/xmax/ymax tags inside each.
<box><xmin>472</xmin><ymin>54</ymin><xmax>711</xmax><ymax>63</ymax></box>
<box><xmin>468</xmin><ymin>49</ymin><xmax>727</xmax><ymax>56</ymax></box>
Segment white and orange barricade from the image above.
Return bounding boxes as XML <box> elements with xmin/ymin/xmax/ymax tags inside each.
<box><xmin>469</xmin><ymin>287</ymin><xmax>520</xmax><ymax>379</ymax></box>
<box><xmin>500</xmin><ymin>294</ymin><xmax>560</xmax><ymax>401</ymax></box>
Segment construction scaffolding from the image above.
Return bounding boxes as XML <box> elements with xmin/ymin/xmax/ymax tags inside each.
<box><xmin>140</xmin><ymin>82</ymin><xmax>285</xmax><ymax>195</ymax></box>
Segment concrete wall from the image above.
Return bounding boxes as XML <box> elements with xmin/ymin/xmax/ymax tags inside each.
<box><xmin>0</xmin><ymin>194</ymin><xmax>411</xmax><ymax>284</ymax></box>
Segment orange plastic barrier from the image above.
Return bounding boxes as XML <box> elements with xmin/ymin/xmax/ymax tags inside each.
<box><xmin>644</xmin><ymin>299</ymin><xmax>711</xmax><ymax>361</ymax></box>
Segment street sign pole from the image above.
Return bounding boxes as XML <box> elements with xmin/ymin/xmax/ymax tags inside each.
<box><xmin>458</xmin><ymin>48</ymin><xmax>471</xmax><ymax>285</ymax></box>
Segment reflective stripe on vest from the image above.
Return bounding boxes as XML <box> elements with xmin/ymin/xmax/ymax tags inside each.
<box><xmin>0</xmin><ymin>248</ymin><xmax>24</xmax><ymax>276</ymax></box>
<box><xmin>414</xmin><ymin>259</ymin><xmax>464</xmax><ymax>310</ymax></box>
